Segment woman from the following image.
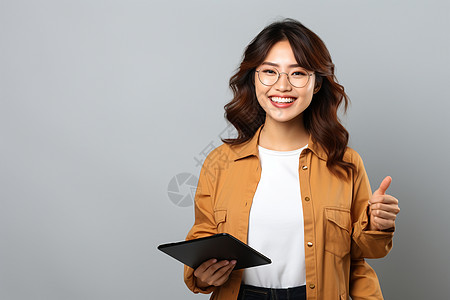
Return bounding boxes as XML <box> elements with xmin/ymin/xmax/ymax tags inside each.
<box><xmin>184</xmin><ymin>18</ymin><xmax>400</xmax><ymax>300</ymax></box>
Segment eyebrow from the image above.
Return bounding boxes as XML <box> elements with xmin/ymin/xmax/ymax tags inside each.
<box><xmin>261</xmin><ymin>62</ymin><xmax>302</xmax><ymax>68</ymax></box>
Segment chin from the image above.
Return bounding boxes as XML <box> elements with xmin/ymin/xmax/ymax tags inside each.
<box><xmin>267</xmin><ymin>114</ymin><xmax>303</xmax><ymax>124</ymax></box>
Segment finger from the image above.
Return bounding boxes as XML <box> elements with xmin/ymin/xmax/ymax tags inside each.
<box><xmin>368</xmin><ymin>195</ymin><xmax>384</xmax><ymax>205</ymax></box>
<box><xmin>381</xmin><ymin>195</ymin><xmax>399</xmax><ymax>205</ymax></box>
<box><xmin>195</xmin><ymin>260</ymin><xmax>230</xmax><ymax>285</ymax></box>
<box><xmin>207</xmin><ymin>260</ymin><xmax>232</xmax><ymax>275</ymax></box>
<box><xmin>373</xmin><ymin>176</ymin><xmax>392</xmax><ymax>196</ymax></box>
<box><xmin>216</xmin><ymin>261</ymin><xmax>237</xmax><ymax>286</ymax></box>
<box><xmin>370</xmin><ymin>202</ymin><xmax>400</xmax><ymax>214</ymax></box>
<box><xmin>371</xmin><ymin>209</ymin><xmax>398</xmax><ymax>220</ymax></box>
<box><xmin>211</xmin><ymin>260</ymin><xmax>237</xmax><ymax>286</ymax></box>
<box><xmin>194</xmin><ymin>258</ymin><xmax>217</xmax><ymax>277</ymax></box>
<box><xmin>369</xmin><ymin>195</ymin><xmax>398</xmax><ymax>205</ymax></box>
<box><xmin>372</xmin><ymin>216</ymin><xmax>395</xmax><ymax>230</ymax></box>
<box><xmin>212</xmin><ymin>260</ymin><xmax>235</xmax><ymax>278</ymax></box>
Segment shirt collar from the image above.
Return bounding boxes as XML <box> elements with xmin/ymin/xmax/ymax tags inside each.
<box><xmin>231</xmin><ymin>123</ymin><xmax>327</xmax><ymax>161</ymax></box>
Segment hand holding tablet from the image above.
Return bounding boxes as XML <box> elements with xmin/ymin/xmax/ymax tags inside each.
<box><xmin>194</xmin><ymin>258</ymin><xmax>237</xmax><ymax>288</ymax></box>
<box><xmin>157</xmin><ymin>233</ymin><xmax>271</xmax><ymax>270</ymax></box>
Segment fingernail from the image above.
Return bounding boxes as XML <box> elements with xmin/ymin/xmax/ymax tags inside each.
<box><xmin>231</xmin><ymin>260</ymin><xmax>237</xmax><ymax>265</ymax></box>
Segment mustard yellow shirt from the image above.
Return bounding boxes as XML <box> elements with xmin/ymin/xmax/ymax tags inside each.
<box><xmin>184</xmin><ymin>124</ymin><xmax>394</xmax><ymax>300</ymax></box>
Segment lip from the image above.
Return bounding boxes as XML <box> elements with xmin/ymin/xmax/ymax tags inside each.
<box><xmin>269</xmin><ymin>95</ymin><xmax>297</xmax><ymax>108</ymax></box>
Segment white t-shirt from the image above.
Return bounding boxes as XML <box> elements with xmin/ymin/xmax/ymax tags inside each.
<box><xmin>241</xmin><ymin>144</ymin><xmax>307</xmax><ymax>288</ymax></box>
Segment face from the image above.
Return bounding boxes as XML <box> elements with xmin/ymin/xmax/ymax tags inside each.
<box><xmin>254</xmin><ymin>40</ymin><xmax>316</xmax><ymax>125</ymax></box>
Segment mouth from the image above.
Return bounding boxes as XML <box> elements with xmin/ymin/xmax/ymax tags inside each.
<box><xmin>269</xmin><ymin>96</ymin><xmax>297</xmax><ymax>104</ymax></box>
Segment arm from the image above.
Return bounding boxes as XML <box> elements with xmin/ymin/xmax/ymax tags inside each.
<box><xmin>183</xmin><ymin>150</ymin><xmax>218</xmax><ymax>294</ymax></box>
<box><xmin>350</xmin><ymin>259</ymin><xmax>384</xmax><ymax>299</ymax></box>
<box><xmin>350</xmin><ymin>151</ymin><xmax>394</xmax><ymax>259</ymax></box>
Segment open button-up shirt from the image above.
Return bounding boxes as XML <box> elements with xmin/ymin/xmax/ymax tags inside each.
<box><xmin>184</xmin><ymin>124</ymin><xmax>394</xmax><ymax>300</ymax></box>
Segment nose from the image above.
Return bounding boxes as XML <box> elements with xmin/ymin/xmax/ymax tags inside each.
<box><xmin>274</xmin><ymin>72</ymin><xmax>292</xmax><ymax>91</ymax></box>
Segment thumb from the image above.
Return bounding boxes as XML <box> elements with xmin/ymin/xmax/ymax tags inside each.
<box><xmin>374</xmin><ymin>176</ymin><xmax>392</xmax><ymax>195</ymax></box>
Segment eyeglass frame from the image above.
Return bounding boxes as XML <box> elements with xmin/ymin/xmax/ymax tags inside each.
<box><xmin>255</xmin><ymin>67</ymin><xmax>314</xmax><ymax>88</ymax></box>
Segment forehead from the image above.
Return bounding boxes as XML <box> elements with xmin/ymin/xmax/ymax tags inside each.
<box><xmin>263</xmin><ymin>40</ymin><xmax>297</xmax><ymax>66</ymax></box>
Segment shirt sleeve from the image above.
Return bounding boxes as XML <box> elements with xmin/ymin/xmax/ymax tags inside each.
<box><xmin>350</xmin><ymin>259</ymin><xmax>384</xmax><ymax>299</ymax></box>
<box><xmin>350</xmin><ymin>150</ymin><xmax>394</xmax><ymax>259</ymax></box>
<box><xmin>183</xmin><ymin>150</ymin><xmax>219</xmax><ymax>295</ymax></box>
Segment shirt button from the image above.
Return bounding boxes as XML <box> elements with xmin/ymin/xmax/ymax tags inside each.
<box><xmin>307</xmin><ymin>242</ymin><xmax>313</xmax><ymax>247</ymax></box>
<box><xmin>302</xmin><ymin>165</ymin><xmax>308</xmax><ymax>170</ymax></box>
<box><xmin>305</xmin><ymin>197</ymin><xmax>310</xmax><ymax>202</ymax></box>
<box><xmin>309</xmin><ymin>283</ymin><xmax>315</xmax><ymax>289</ymax></box>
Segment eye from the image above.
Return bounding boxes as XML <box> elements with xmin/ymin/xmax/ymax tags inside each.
<box><xmin>291</xmin><ymin>71</ymin><xmax>308</xmax><ymax>76</ymax></box>
<box><xmin>261</xmin><ymin>68</ymin><xmax>277</xmax><ymax>75</ymax></box>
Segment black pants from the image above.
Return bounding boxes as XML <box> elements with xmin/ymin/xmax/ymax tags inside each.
<box><xmin>237</xmin><ymin>284</ymin><xmax>307</xmax><ymax>300</ymax></box>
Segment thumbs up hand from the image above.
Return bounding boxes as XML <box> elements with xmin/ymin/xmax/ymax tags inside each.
<box><xmin>368</xmin><ymin>176</ymin><xmax>400</xmax><ymax>231</ymax></box>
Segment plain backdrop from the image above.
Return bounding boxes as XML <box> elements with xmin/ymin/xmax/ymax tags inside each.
<box><xmin>1</xmin><ymin>0</ymin><xmax>449</xmax><ymax>299</ymax></box>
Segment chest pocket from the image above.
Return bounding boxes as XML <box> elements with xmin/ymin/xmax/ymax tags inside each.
<box><xmin>214</xmin><ymin>209</ymin><xmax>227</xmax><ymax>233</ymax></box>
<box><xmin>324</xmin><ymin>207</ymin><xmax>351</xmax><ymax>258</ymax></box>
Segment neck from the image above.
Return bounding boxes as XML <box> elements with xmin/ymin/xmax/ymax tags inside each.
<box><xmin>259</xmin><ymin>116</ymin><xmax>309</xmax><ymax>151</ymax></box>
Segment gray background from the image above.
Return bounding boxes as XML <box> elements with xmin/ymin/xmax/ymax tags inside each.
<box><xmin>1</xmin><ymin>0</ymin><xmax>449</xmax><ymax>299</ymax></box>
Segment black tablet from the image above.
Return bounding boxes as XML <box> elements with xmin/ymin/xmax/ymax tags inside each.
<box><xmin>157</xmin><ymin>233</ymin><xmax>271</xmax><ymax>270</ymax></box>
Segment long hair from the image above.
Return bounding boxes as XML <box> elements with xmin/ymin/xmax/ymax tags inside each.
<box><xmin>222</xmin><ymin>18</ymin><xmax>356</xmax><ymax>179</ymax></box>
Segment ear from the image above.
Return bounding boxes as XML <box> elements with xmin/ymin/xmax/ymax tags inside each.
<box><xmin>313</xmin><ymin>75</ymin><xmax>322</xmax><ymax>94</ymax></box>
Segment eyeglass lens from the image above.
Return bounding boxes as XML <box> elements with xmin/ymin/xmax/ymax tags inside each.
<box><xmin>258</xmin><ymin>67</ymin><xmax>310</xmax><ymax>88</ymax></box>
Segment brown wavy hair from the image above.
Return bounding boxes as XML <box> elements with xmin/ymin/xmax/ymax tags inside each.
<box><xmin>221</xmin><ymin>18</ymin><xmax>356</xmax><ymax>179</ymax></box>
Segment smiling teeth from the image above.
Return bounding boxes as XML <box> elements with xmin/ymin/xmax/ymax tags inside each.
<box><xmin>271</xmin><ymin>97</ymin><xmax>296</xmax><ymax>103</ymax></box>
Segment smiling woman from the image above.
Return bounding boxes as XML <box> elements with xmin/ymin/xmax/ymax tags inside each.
<box><xmin>183</xmin><ymin>18</ymin><xmax>400</xmax><ymax>300</ymax></box>
<box><xmin>222</xmin><ymin>20</ymin><xmax>354</xmax><ymax>179</ymax></box>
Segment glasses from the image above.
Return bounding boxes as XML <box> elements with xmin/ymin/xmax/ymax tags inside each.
<box><xmin>255</xmin><ymin>66</ymin><xmax>313</xmax><ymax>88</ymax></box>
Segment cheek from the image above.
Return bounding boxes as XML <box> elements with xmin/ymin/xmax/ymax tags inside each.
<box><xmin>255</xmin><ymin>90</ymin><xmax>268</xmax><ymax>110</ymax></box>
<box><xmin>254</xmin><ymin>81</ymin><xmax>270</xmax><ymax>102</ymax></box>
<box><xmin>302</xmin><ymin>89</ymin><xmax>315</xmax><ymax>102</ymax></box>
<box><xmin>307</xmin><ymin>77</ymin><xmax>316</xmax><ymax>95</ymax></box>
<box><xmin>254</xmin><ymin>85</ymin><xmax>275</xmax><ymax>113</ymax></box>
<box><xmin>296</xmin><ymin>80</ymin><xmax>315</xmax><ymax>101</ymax></box>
